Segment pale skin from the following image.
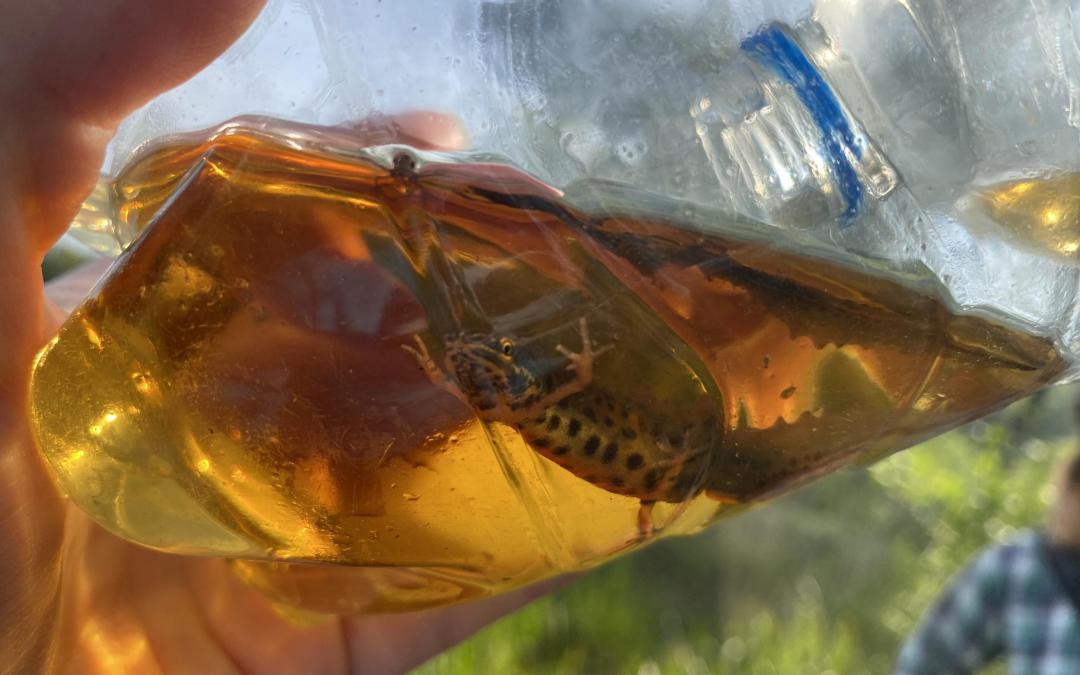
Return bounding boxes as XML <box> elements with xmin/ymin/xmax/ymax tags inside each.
<box><xmin>0</xmin><ymin>1</ymin><xmax>567</xmax><ymax>672</ymax></box>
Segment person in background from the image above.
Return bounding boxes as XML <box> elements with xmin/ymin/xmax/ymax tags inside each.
<box><xmin>895</xmin><ymin>450</ymin><xmax>1080</xmax><ymax>674</ymax></box>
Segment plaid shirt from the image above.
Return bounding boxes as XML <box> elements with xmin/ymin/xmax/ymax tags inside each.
<box><xmin>896</xmin><ymin>530</ymin><xmax>1080</xmax><ymax>675</ymax></box>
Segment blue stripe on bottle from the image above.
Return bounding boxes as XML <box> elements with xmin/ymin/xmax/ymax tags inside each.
<box><xmin>741</xmin><ymin>24</ymin><xmax>863</xmax><ymax>223</ymax></box>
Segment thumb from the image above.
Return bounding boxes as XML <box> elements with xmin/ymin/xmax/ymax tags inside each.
<box><xmin>1</xmin><ymin>0</ymin><xmax>268</xmax><ymax>252</ymax></box>
<box><xmin>0</xmin><ymin>0</ymin><xmax>268</xmax><ymax>451</ymax></box>
<box><xmin>0</xmin><ymin>1</ymin><xmax>265</xmax><ymax>671</ymax></box>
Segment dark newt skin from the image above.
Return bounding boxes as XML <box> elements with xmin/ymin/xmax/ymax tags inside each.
<box><xmin>518</xmin><ymin>390</ymin><xmax>716</xmax><ymax>504</ymax></box>
<box><xmin>404</xmin><ymin>319</ymin><xmax>722</xmax><ymax>528</ymax></box>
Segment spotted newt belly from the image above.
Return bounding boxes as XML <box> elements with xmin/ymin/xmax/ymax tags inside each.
<box><xmin>516</xmin><ymin>390</ymin><xmax>716</xmax><ymax>503</ymax></box>
<box><xmin>404</xmin><ymin>318</ymin><xmax>721</xmax><ymax>514</ymax></box>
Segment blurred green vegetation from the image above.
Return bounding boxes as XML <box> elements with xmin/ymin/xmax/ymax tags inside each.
<box><xmin>42</xmin><ymin>237</ymin><xmax>97</xmax><ymax>281</ymax></box>
<box><xmin>417</xmin><ymin>387</ymin><xmax>1079</xmax><ymax>674</ymax></box>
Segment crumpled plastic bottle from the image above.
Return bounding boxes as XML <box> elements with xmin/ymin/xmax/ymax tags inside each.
<box><xmin>33</xmin><ymin>0</ymin><xmax>1080</xmax><ymax>613</ymax></box>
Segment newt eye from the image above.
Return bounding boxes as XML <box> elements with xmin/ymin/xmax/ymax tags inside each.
<box><xmin>499</xmin><ymin>338</ymin><xmax>514</xmax><ymax>357</ymax></box>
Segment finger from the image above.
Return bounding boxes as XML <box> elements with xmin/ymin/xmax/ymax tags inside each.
<box><xmin>392</xmin><ymin>111</ymin><xmax>470</xmax><ymax>151</ymax></box>
<box><xmin>1</xmin><ymin>0</ymin><xmax>270</xmax><ymax>455</ymax></box>
<box><xmin>243</xmin><ymin>111</ymin><xmax>468</xmax><ymax>157</ymax></box>
<box><xmin>1</xmin><ymin>0</ymin><xmax>268</xmax><ymax>253</ymax></box>
<box><xmin>0</xmin><ymin>2</ymin><xmax>266</xmax><ymax>670</ymax></box>
<box><xmin>184</xmin><ymin>556</ymin><xmax>350</xmax><ymax>675</ymax></box>
<box><xmin>339</xmin><ymin>111</ymin><xmax>470</xmax><ymax>152</ymax></box>
<box><xmin>342</xmin><ymin>575</ymin><xmax>577</xmax><ymax>675</ymax></box>
<box><xmin>3</xmin><ymin>0</ymin><xmax>266</xmax><ymax>129</ymax></box>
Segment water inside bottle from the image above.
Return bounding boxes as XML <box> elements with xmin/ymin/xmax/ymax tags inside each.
<box><xmin>30</xmin><ymin>120</ymin><xmax>1066</xmax><ymax>612</ymax></box>
<box><xmin>966</xmin><ymin>173</ymin><xmax>1080</xmax><ymax>264</ymax></box>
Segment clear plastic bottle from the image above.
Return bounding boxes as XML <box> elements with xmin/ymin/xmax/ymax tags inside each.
<box><xmin>37</xmin><ymin>0</ymin><xmax>1080</xmax><ymax>613</ymax></box>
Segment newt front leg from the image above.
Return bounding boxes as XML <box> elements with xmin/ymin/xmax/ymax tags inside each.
<box><xmin>403</xmin><ymin>317</ymin><xmax>608</xmax><ymax>425</ymax></box>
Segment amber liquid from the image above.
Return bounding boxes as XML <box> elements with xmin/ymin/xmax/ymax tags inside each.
<box><xmin>31</xmin><ymin>120</ymin><xmax>1066</xmax><ymax>613</ymax></box>
<box><xmin>971</xmin><ymin>172</ymin><xmax>1080</xmax><ymax>263</ymax></box>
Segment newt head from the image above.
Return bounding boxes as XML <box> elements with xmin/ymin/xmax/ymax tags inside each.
<box><xmin>442</xmin><ymin>331</ymin><xmax>543</xmax><ymax>422</ymax></box>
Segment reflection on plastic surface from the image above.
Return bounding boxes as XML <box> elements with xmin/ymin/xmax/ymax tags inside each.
<box><xmin>31</xmin><ymin>120</ymin><xmax>1066</xmax><ymax>612</ymax></box>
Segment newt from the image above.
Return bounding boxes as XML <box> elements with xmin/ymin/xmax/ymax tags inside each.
<box><xmin>404</xmin><ymin>318</ymin><xmax>717</xmax><ymax>534</ymax></box>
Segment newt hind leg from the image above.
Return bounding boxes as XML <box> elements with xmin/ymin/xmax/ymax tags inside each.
<box><xmin>637</xmin><ymin>500</ymin><xmax>656</xmax><ymax>538</ymax></box>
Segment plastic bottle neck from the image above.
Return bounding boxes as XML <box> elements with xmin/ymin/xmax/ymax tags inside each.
<box><xmin>692</xmin><ymin>23</ymin><xmax>899</xmax><ymax>232</ymax></box>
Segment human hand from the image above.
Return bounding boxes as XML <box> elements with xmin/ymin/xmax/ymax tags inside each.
<box><xmin>1</xmin><ymin>2</ymin><xmax>561</xmax><ymax>672</ymax></box>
